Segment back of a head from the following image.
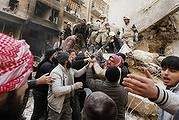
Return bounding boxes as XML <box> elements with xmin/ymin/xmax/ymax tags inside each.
<box><xmin>161</xmin><ymin>56</ymin><xmax>179</xmax><ymax>70</ymax></box>
<box><xmin>82</xmin><ymin>91</ymin><xmax>117</xmax><ymax>120</ymax></box>
<box><xmin>105</xmin><ymin>66</ymin><xmax>121</xmax><ymax>82</ymax></box>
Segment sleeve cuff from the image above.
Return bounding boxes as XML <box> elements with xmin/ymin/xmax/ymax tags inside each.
<box><xmin>150</xmin><ymin>85</ymin><xmax>169</xmax><ymax>105</ymax></box>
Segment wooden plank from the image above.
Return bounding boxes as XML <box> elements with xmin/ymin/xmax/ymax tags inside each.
<box><xmin>132</xmin><ymin>0</ymin><xmax>179</xmax><ymax>32</ymax></box>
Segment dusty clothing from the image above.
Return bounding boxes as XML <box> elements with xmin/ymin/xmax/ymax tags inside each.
<box><xmin>48</xmin><ymin>64</ymin><xmax>86</xmax><ymax>115</ymax></box>
<box><xmin>95</xmin><ymin>22</ymin><xmax>109</xmax><ymax>44</ymax></box>
<box><xmin>62</xmin><ymin>35</ymin><xmax>77</xmax><ymax>51</ymax></box>
<box><xmin>158</xmin><ymin>84</ymin><xmax>179</xmax><ymax>120</ymax></box>
<box><xmin>86</xmin><ymin>67</ymin><xmax>128</xmax><ymax>120</ymax></box>
<box><xmin>120</xmin><ymin>24</ymin><xmax>134</xmax><ymax>48</ymax></box>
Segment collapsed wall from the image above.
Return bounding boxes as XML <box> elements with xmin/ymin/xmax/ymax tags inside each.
<box><xmin>126</xmin><ymin>0</ymin><xmax>179</xmax><ymax>118</ymax></box>
<box><xmin>137</xmin><ymin>12</ymin><xmax>179</xmax><ymax>56</ymax></box>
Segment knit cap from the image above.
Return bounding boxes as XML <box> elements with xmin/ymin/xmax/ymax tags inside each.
<box><xmin>56</xmin><ymin>51</ymin><xmax>69</xmax><ymax>64</ymax></box>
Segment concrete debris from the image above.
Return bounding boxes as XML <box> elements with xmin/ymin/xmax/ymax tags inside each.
<box><xmin>132</xmin><ymin>50</ymin><xmax>159</xmax><ymax>63</ymax></box>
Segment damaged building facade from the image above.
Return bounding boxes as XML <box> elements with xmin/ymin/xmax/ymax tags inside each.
<box><xmin>0</xmin><ymin>0</ymin><xmax>109</xmax><ymax>56</ymax></box>
<box><xmin>133</xmin><ymin>0</ymin><xmax>179</xmax><ymax>57</ymax></box>
<box><xmin>0</xmin><ymin>0</ymin><xmax>64</xmax><ymax>56</ymax></box>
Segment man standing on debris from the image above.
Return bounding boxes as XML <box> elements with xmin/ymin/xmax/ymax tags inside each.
<box><xmin>120</xmin><ymin>16</ymin><xmax>135</xmax><ymax>48</ymax></box>
<box><xmin>63</xmin><ymin>22</ymin><xmax>72</xmax><ymax>40</ymax></box>
<box><xmin>47</xmin><ymin>51</ymin><xmax>87</xmax><ymax>120</ymax></box>
<box><xmin>31</xmin><ymin>49</ymin><xmax>57</xmax><ymax>120</ymax></box>
<box><xmin>62</xmin><ymin>34</ymin><xmax>81</xmax><ymax>51</ymax></box>
<box><xmin>73</xmin><ymin>19</ymin><xmax>89</xmax><ymax>48</ymax></box>
<box><xmin>123</xmin><ymin>56</ymin><xmax>179</xmax><ymax>119</ymax></box>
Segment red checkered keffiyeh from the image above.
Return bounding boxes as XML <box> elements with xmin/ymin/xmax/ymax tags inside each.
<box><xmin>0</xmin><ymin>33</ymin><xmax>33</xmax><ymax>93</ymax></box>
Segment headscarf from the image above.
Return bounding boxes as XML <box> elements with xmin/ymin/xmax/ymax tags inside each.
<box><xmin>0</xmin><ymin>33</ymin><xmax>33</xmax><ymax>93</ymax></box>
<box><xmin>105</xmin><ymin>54</ymin><xmax>124</xmax><ymax>68</ymax></box>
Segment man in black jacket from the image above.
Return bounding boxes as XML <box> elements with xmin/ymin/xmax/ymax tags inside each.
<box><xmin>31</xmin><ymin>49</ymin><xmax>57</xmax><ymax>120</ymax></box>
<box><xmin>73</xmin><ymin>19</ymin><xmax>89</xmax><ymax>48</ymax></box>
<box><xmin>63</xmin><ymin>22</ymin><xmax>72</xmax><ymax>40</ymax></box>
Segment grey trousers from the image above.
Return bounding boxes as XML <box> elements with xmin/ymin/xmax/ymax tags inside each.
<box><xmin>48</xmin><ymin>102</ymin><xmax>72</xmax><ymax>120</ymax></box>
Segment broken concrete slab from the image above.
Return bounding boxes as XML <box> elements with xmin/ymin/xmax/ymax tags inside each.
<box><xmin>132</xmin><ymin>0</ymin><xmax>179</xmax><ymax>32</ymax></box>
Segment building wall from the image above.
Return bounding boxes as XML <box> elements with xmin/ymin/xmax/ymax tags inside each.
<box><xmin>108</xmin><ymin>0</ymin><xmax>154</xmax><ymax>26</ymax></box>
<box><xmin>62</xmin><ymin>0</ymin><xmax>88</xmax><ymax>29</ymax></box>
<box><xmin>0</xmin><ymin>0</ymin><xmax>29</xmax><ymax>38</ymax></box>
<box><xmin>62</xmin><ymin>0</ymin><xmax>109</xmax><ymax>28</ymax></box>
<box><xmin>0</xmin><ymin>0</ymin><xmax>64</xmax><ymax>56</ymax></box>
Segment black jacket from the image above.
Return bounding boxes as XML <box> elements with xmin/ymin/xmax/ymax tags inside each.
<box><xmin>86</xmin><ymin>67</ymin><xmax>128</xmax><ymax>120</ymax></box>
<box><xmin>34</xmin><ymin>60</ymin><xmax>55</xmax><ymax>93</ymax></box>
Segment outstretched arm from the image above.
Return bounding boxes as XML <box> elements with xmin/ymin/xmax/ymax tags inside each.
<box><xmin>123</xmin><ymin>69</ymin><xmax>179</xmax><ymax>115</ymax></box>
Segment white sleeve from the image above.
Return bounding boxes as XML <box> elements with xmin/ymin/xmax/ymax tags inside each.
<box><xmin>152</xmin><ymin>86</ymin><xmax>179</xmax><ymax>115</ymax></box>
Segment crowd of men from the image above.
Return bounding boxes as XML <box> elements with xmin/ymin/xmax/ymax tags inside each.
<box><xmin>1</xmin><ymin>15</ymin><xmax>179</xmax><ymax>120</ymax></box>
<box><xmin>53</xmin><ymin>15</ymin><xmax>138</xmax><ymax>55</ymax></box>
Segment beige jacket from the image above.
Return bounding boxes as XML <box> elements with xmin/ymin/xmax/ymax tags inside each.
<box><xmin>48</xmin><ymin>64</ymin><xmax>86</xmax><ymax>113</ymax></box>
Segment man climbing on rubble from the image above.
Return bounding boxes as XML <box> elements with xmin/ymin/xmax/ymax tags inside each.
<box><xmin>123</xmin><ymin>56</ymin><xmax>179</xmax><ymax>119</ymax></box>
<box><xmin>120</xmin><ymin>16</ymin><xmax>136</xmax><ymax>48</ymax></box>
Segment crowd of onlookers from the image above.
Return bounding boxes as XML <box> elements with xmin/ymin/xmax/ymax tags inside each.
<box><xmin>1</xmin><ymin>15</ymin><xmax>179</xmax><ymax>120</ymax></box>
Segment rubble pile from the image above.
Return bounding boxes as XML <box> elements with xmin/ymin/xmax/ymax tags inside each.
<box><xmin>125</xmin><ymin>10</ymin><xmax>179</xmax><ymax>119</ymax></box>
<box><xmin>125</xmin><ymin>50</ymin><xmax>165</xmax><ymax>119</ymax></box>
<box><xmin>137</xmin><ymin>11</ymin><xmax>179</xmax><ymax>56</ymax></box>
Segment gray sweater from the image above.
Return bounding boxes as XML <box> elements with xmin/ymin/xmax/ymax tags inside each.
<box><xmin>152</xmin><ymin>83</ymin><xmax>179</xmax><ymax>120</ymax></box>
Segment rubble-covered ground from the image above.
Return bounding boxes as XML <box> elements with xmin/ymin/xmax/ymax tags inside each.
<box><xmin>23</xmin><ymin>91</ymin><xmax>155</xmax><ymax>120</ymax></box>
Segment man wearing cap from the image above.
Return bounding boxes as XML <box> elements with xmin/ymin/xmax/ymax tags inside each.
<box><xmin>82</xmin><ymin>91</ymin><xmax>117</xmax><ymax>120</ymax></box>
<box><xmin>86</xmin><ymin>65</ymin><xmax>128</xmax><ymax>120</ymax></box>
<box><xmin>103</xmin><ymin>31</ymin><xmax>122</xmax><ymax>53</ymax></box>
<box><xmin>95</xmin><ymin>22</ymin><xmax>110</xmax><ymax>50</ymax></box>
<box><xmin>47</xmin><ymin>51</ymin><xmax>87</xmax><ymax>120</ymax></box>
<box><xmin>120</xmin><ymin>16</ymin><xmax>135</xmax><ymax>48</ymax></box>
<box><xmin>31</xmin><ymin>49</ymin><xmax>57</xmax><ymax>120</ymax></box>
<box><xmin>0</xmin><ymin>33</ymin><xmax>33</xmax><ymax>120</ymax></box>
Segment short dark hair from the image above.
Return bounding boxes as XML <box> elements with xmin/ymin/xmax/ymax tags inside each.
<box><xmin>105</xmin><ymin>66</ymin><xmax>120</xmax><ymax>82</ymax></box>
<box><xmin>82</xmin><ymin>91</ymin><xmax>117</xmax><ymax>120</ymax></box>
<box><xmin>161</xmin><ymin>56</ymin><xmax>179</xmax><ymax>70</ymax></box>
<box><xmin>67</xmin><ymin>49</ymin><xmax>76</xmax><ymax>54</ymax></box>
<box><xmin>116</xmin><ymin>52</ymin><xmax>126</xmax><ymax>61</ymax></box>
